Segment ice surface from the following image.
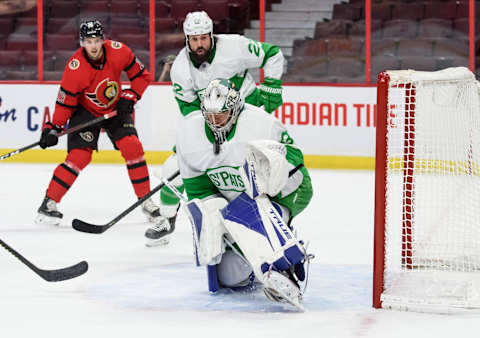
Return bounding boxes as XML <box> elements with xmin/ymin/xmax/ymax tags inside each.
<box><xmin>0</xmin><ymin>163</ymin><xmax>478</xmax><ymax>338</ymax></box>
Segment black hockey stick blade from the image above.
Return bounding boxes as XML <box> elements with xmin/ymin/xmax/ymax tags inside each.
<box><xmin>0</xmin><ymin>239</ymin><xmax>88</xmax><ymax>282</ymax></box>
<box><xmin>72</xmin><ymin>219</ymin><xmax>114</xmax><ymax>234</ymax></box>
<box><xmin>72</xmin><ymin>170</ymin><xmax>180</xmax><ymax>234</ymax></box>
<box><xmin>36</xmin><ymin>260</ymin><xmax>89</xmax><ymax>282</ymax></box>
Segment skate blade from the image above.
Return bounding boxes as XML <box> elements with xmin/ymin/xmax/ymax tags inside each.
<box><xmin>263</xmin><ymin>272</ymin><xmax>305</xmax><ymax>312</ymax></box>
<box><xmin>35</xmin><ymin>214</ymin><xmax>61</xmax><ymax>226</ymax></box>
<box><xmin>145</xmin><ymin>237</ymin><xmax>170</xmax><ymax>247</ymax></box>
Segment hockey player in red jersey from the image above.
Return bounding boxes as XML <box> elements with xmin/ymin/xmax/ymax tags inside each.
<box><xmin>36</xmin><ymin>19</ymin><xmax>162</xmax><ymax>225</ymax></box>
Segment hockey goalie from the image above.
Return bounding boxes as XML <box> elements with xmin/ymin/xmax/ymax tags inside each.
<box><xmin>174</xmin><ymin>78</ymin><xmax>313</xmax><ymax>310</ymax></box>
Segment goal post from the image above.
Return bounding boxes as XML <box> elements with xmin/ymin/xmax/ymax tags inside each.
<box><xmin>373</xmin><ymin>67</ymin><xmax>480</xmax><ymax>312</ymax></box>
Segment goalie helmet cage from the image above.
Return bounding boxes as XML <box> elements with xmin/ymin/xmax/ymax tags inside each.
<box><xmin>373</xmin><ymin>67</ymin><xmax>480</xmax><ymax>313</ymax></box>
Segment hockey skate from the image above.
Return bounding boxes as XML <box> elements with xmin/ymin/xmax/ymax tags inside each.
<box><xmin>35</xmin><ymin>197</ymin><xmax>63</xmax><ymax>226</ymax></box>
<box><xmin>144</xmin><ymin>215</ymin><xmax>175</xmax><ymax>247</ymax></box>
<box><xmin>141</xmin><ymin>198</ymin><xmax>161</xmax><ymax>223</ymax></box>
<box><xmin>263</xmin><ymin>270</ymin><xmax>305</xmax><ymax>312</ymax></box>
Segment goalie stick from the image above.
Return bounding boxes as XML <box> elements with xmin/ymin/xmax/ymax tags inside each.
<box><xmin>72</xmin><ymin>170</ymin><xmax>180</xmax><ymax>234</ymax></box>
<box><xmin>0</xmin><ymin>111</ymin><xmax>118</xmax><ymax>161</ymax></box>
<box><xmin>0</xmin><ymin>238</ymin><xmax>88</xmax><ymax>282</ymax></box>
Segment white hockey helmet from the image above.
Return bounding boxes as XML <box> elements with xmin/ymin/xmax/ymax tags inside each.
<box><xmin>183</xmin><ymin>11</ymin><xmax>214</xmax><ymax>52</ymax></box>
<box><xmin>201</xmin><ymin>78</ymin><xmax>243</xmax><ymax>145</ymax></box>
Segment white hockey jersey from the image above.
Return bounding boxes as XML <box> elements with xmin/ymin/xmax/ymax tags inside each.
<box><xmin>170</xmin><ymin>34</ymin><xmax>284</xmax><ymax>116</ymax></box>
<box><xmin>176</xmin><ymin>103</ymin><xmax>307</xmax><ymax>207</ymax></box>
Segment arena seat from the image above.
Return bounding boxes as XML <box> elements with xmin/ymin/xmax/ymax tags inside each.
<box><xmin>383</xmin><ymin>19</ymin><xmax>418</xmax><ymax>39</ymax></box>
<box><xmin>49</xmin><ymin>1</ymin><xmax>80</xmax><ymax>18</ymax></box>
<box><xmin>397</xmin><ymin>39</ymin><xmax>434</xmax><ymax>57</ymax></box>
<box><xmin>0</xmin><ymin>50</ymin><xmax>22</xmax><ymax>67</ymax></box>
<box><xmin>424</xmin><ymin>2</ymin><xmax>457</xmax><ymax>20</ymax></box>
<box><xmin>419</xmin><ymin>18</ymin><xmax>453</xmax><ymax>38</ymax></box>
<box><xmin>332</xmin><ymin>3</ymin><xmax>362</xmax><ymax>21</ymax></box>
<box><xmin>6</xmin><ymin>70</ymin><xmax>37</xmax><ymax>80</ymax></box>
<box><xmin>43</xmin><ymin>70</ymin><xmax>64</xmax><ymax>81</ymax></box>
<box><xmin>45</xmin><ymin>33</ymin><xmax>78</xmax><ymax>51</ymax></box>
<box><xmin>400</xmin><ymin>56</ymin><xmax>438</xmax><ymax>71</ymax></box>
<box><xmin>46</xmin><ymin>18</ymin><xmax>78</xmax><ymax>34</ymax></box>
<box><xmin>351</xmin><ymin>19</ymin><xmax>382</xmax><ymax>39</ymax></box>
<box><xmin>327</xmin><ymin>57</ymin><xmax>364</xmax><ymax>77</ymax></box>
<box><xmin>112</xmin><ymin>1</ymin><xmax>139</xmax><ymax>18</ymax></box>
<box><xmin>155</xmin><ymin>18</ymin><xmax>177</xmax><ymax>33</ymax></box>
<box><xmin>314</xmin><ymin>20</ymin><xmax>351</xmax><ymax>39</ymax></box>
<box><xmin>6</xmin><ymin>34</ymin><xmax>37</xmax><ymax>50</ymax></box>
<box><xmin>391</xmin><ymin>3</ymin><xmax>424</xmax><ymax>21</ymax></box>
<box><xmin>371</xmin><ymin>56</ymin><xmax>400</xmax><ymax>80</ymax></box>
<box><xmin>171</xmin><ymin>1</ymin><xmax>199</xmax><ymax>22</ymax></box>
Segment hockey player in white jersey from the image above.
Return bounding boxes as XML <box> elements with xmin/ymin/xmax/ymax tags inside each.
<box><xmin>174</xmin><ymin>78</ymin><xmax>313</xmax><ymax>310</ymax></box>
<box><xmin>146</xmin><ymin>10</ymin><xmax>286</xmax><ymax>246</ymax></box>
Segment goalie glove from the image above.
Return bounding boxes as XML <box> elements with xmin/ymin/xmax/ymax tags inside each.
<box><xmin>39</xmin><ymin>122</ymin><xmax>63</xmax><ymax>149</ymax></box>
<box><xmin>240</xmin><ymin>140</ymin><xmax>289</xmax><ymax>199</ymax></box>
<box><xmin>259</xmin><ymin>77</ymin><xmax>283</xmax><ymax>113</ymax></box>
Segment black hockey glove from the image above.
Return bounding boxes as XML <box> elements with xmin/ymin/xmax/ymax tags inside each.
<box><xmin>39</xmin><ymin>122</ymin><xmax>62</xmax><ymax>149</ymax></box>
<box><xmin>116</xmin><ymin>89</ymin><xmax>138</xmax><ymax>117</ymax></box>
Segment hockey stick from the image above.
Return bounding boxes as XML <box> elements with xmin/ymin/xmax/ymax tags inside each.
<box><xmin>72</xmin><ymin>170</ymin><xmax>180</xmax><ymax>234</ymax></box>
<box><xmin>0</xmin><ymin>238</ymin><xmax>88</xmax><ymax>282</ymax></box>
<box><xmin>0</xmin><ymin>111</ymin><xmax>118</xmax><ymax>161</ymax></box>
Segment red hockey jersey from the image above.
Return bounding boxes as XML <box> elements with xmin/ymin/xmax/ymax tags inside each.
<box><xmin>53</xmin><ymin>40</ymin><xmax>152</xmax><ymax>126</ymax></box>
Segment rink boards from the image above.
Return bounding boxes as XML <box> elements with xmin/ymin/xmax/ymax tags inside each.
<box><xmin>0</xmin><ymin>83</ymin><xmax>377</xmax><ymax>169</ymax></box>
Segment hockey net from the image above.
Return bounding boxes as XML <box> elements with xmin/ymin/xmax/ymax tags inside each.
<box><xmin>373</xmin><ymin>67</ymin><xmax>480</xmax><ymax>312</ymax></box>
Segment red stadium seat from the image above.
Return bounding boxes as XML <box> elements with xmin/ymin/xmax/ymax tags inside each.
<box><xmin>53</xmin><ymin>50</ymin><xmax>74</xmax><ymax>71</ymax></box>
<box><xmin>0</xmin><ymin>50</ymin><xmax>22</xmax><ymax>66</ymax></box>
<box><xmin>14</xmin><ymin>17</ymin><xmax>38</xmax><ymax>35</ymax></box>
<box><xmin>391</xmin><ymin>3</ymin><xmax>424</xmax><ymax>21</ymax></box>
<box><xmin>116</xmin><ymin>33</ymin><xmax>149</xmax><ymax>50</ymax></box>
<box><xmin>327</xmin><ymin>57</ymin><xmax>363</xmax><ymax>77</ymax></box>
<box><xmin>371</xmin><ymin>56</ymin><xmax>400</xmax><ymax>80</ymax></box>
<box><xmin>419</xmin><ymin>18</ymin><xmax>453</xmax><ymax>38</ymax></box>
<box><xmin>425</xmin><ymin>2</ymin><xmax>457</xmax><ymax>20</ymax></box>
<box><xmin>314</xmin><ymin>20</ymin><xmax>351</xmax><ymax>39</ymax></box>
<box><xmin>49</xmin><ymin>1</ymin><xmax>80</xmax><ymax>18</ymax></box>
<box><xmin>199</xmin><ymin>0</ymin><xmax>229</xmax><ymax>32</ymax></box>
<box><xmin>112</xmin><ymin>1</ymin><xmax>139</xmax><ymax>18</ymax></box>
<box><xmin>46</xmin><ymin>18</ymin><xmax>78</xmax><ymax>34</ymax></box>
<box><xmin>372</xmin><ymin>39</ymin><xmax>397</xmax><ymax>57</ymax></box>
<box><xmin>79</xmin><ymin>0</ymin><xmax>110</xmax><ymax>18</ymax></box>
<box><xmin>0</xmin><ymin>18</ymin><xmax>15</xmax><ymax>36</ymax></box>
<box><xmin>456</xmin><ymin>3</ymin><xmax>469</xmax><ymax>19</ymax></box>
<box><xmin>372</xmin><ymin>3</ymin><xmax>392</xmax><ymax>21</ymax></box>
<box><xmin>155</xmin><ymin>33</ymin><xmax>184</xmax><ymax>53</ymax></box>
<box><xmin>397</xmin><ymin>39</ymin><xmax>434</xmax><ymax>58</ymax></box>
<box><xmin>6</xmin><ymin>70</ymin><xmax>37</xmax><ymax>80</ymax></box>
<box><xmin>45</xmin><ymin>33</ymin><xmax>79</xmax><ymax>51</ymax></box>
<box><xmin>327</xmin><ymin>38</ymin><xmax>363</xmax><ymax>57</ymax></box>
<box><xmin>332</xmin><ymin>3</ymin><xmax>362</xmax><ymax>21</ymax></box>
<box><xmin>351</xmin><ymin>19</ymin><xmax>382</xmax><ymax>39</ymax></box>
<box><xmin>6</xmin><ymin>34</ymin><xmax>37</xmax><ymax>50</ymax></box>
<box><xmin>171</xmin><ymin>1</ymin><xmax>199</xmax><ymax>21</ymax></box>
<box><xmin>43</xmin><ymin>71</ymin><xmax>64</xmax><ymax>81</ymax></box>
<box><xmin>400</xmin><ymin>56</ymin><xmax>437</xmax><ymax>71</ymax></box>
<box><xmin>110</xmin><ymin>17</ymin><xmax>146</xmax><ymax>34</ymax></box>
<box><xmin>433</xmin><ymin>37</ymin><xmax>469</xmax><ymax>57</ymax></box>
<box><xmin>139</xmin><ymin>1</ymin><xmax>170</xmax><ymax>18</ymax></box>
<box><xmin>155</xmin><ymin>17</ymin><xmax>177</xmax><ymax>33</ymax></box>
<box><xmin>383</xmin><ymin>19</ymin><xmax>418</xmax><ymax>39</ymax></box>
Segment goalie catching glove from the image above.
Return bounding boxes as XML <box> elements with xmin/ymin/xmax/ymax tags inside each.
<box><xmin>259</xmin><ymin>77</ymin><xmax>283</xmax><ymax>113</ymax></box>
<box><xmin>39</xmin><ymin>122</ymin><xmax>63</xmax><ymax>149</ymax></box>
<box><xmin>240</xmin><ymin>140</ymin><xmax>290</xmax><ymax>199</ymax></box>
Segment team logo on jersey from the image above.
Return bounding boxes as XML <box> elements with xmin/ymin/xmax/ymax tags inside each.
<box><xmin>111</xmin><ymin>41</ymin><xmax>122</xmax><ymax>49</ymax></box>
<box><xmin>85</xmin><ymin>78</ymin><xmax>119</xmax><ymax>108</ymax></box>
<box><xmin>79</xmin><ymin>131</ymin><xmax>94</xmax><ymax>143</ymax></box>
<box><xmin>206</xmin><ymin>166</ymin><xmax>245</xmax><ymax>192</ymax></box>
<box><xmin>69</xmin><ymin>59</ymin><xmax>80</xmax><ymax>70</ymax></box>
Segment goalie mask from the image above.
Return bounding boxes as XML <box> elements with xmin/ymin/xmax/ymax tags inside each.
<box><xmin>201</xmin><ymin>78</ymin><xmax>243</xmax><ymax>145</ymax></box>
<box><xmin>183</xmin><ymin>11</ymin><xmax>214</xmax><ymax>53</ymax></box>
<box><xmin>79</xmin><ymin>20</ymin><xmax>104</xmax><ymax>46</ymax></box>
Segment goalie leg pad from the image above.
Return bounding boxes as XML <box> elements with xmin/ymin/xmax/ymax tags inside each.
<box><xmin>220</xmin><ymin>193</ymin><xmax>306</xmax><ymax>280</ymax></box>
<box><xmin>184</xmin><ymin>197</ymin><xmax>228</xmax><ymax>266</ymax></box>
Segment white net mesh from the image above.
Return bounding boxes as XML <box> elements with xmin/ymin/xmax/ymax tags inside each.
<box><xmin>381</xmin><ymin>67</ymin><xmax>480</xmax><ymax>312</ymax></box>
